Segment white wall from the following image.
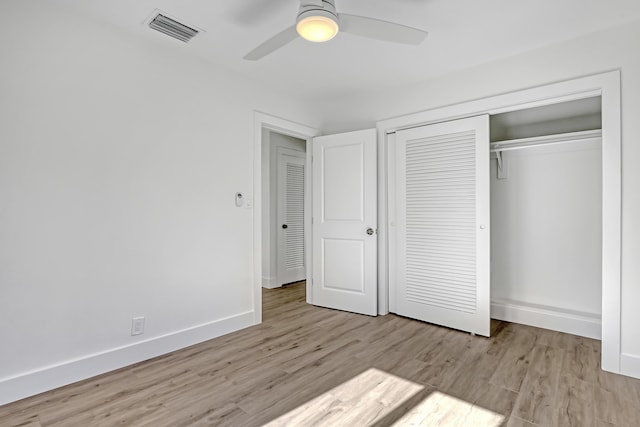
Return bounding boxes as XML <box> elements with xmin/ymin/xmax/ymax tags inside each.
<box><xmin>490</xmin><ymin>141</ymin><xmax>602</xmax><ymax>317</ymax></box>
<box><xmin>0</xmin><ymin>2</ymin><xmax>320</xmax><ymax>404</ymax></box>
<box><xmin>322</xmin><ymin>19</ymin><xmax>640</xmax><ymax>371</ymax></box>
<box><xmin>261</xmin><ymin>131</ymin><xmax>306</xmax><ymax>288</ymax></box>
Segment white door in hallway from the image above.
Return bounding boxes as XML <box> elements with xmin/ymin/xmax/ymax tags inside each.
<box><xmin>277</xmin><ymin>148</ymin><xmax>307</xmax><ymax>285</ymax></box>
<box><xmin>312</xmin><ymin>129</ymin><xmax>377</xmax><ymax>316</ymax></box>
<box><xmin>395</xmin><ymin>115</ymin><xmax>491</xmax><ymax>336</ymax></box>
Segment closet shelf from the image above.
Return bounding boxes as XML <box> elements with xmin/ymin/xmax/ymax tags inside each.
<box><xmin>490</xmin><ymin>129</ymin><xmax>602</xmax><ymax>171</ymax></box>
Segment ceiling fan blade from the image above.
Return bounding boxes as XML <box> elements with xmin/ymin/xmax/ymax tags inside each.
<box><xmin>244</xmin><ymin>26</ymin><xmax>299</xmax><ymax>60</ymax></box>
<box><xmin>339</xmin><ymin>14</ymin><xmax>428</xmax><ymax>45</ymax></box>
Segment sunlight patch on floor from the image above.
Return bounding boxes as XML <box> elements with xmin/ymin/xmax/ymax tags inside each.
<box><xmin>390</xmin><ymin>391</ymin><xmax>504</xmax><ymax>426</ymax></box>
<box><xmin>264</xmin><ymin>368</ymin><xmax>504</xmax><ymax>426</ymax></box>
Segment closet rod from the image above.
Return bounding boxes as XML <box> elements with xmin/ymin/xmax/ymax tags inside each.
<box><xmin>490</xmin><ymin>129</ymin><xmax>602</xmax><ymax>154</ymax></box>
<box><xmin>490</xmin><ymin>129</ymin><xmax>602</xmax><ymax>174</ymax></box>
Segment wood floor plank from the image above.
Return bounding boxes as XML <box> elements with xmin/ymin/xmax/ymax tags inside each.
<box><xmin>563</xmin><ymin>337</ymin><xmax>601</xmax><ymax>383</ymax></box>
<box><xmin>506</xmin><ymin>416</ymin><xmax>539</xmax><ymax>427</ymax></box>
<box><xmin>596</xmin><ymin>368</ymin><xmax>640</xmax><ymax>405</ymax></box>
<box><xmin>489</xmin><ymin>324</ymin><xmax>540</xmax><ymax>392</ymax></box>
<box><xmin>387</xmin><ymin>389</ymin><xmax>474</xmax><ymax>426</ymax></box>
<box><xmin>443</xmin><ymin>325</ymin><xmax>514</xmax><ymax>405</ymax></box>
<box><xmin>277</xmin><ymin>368</ymin><xmax>424</xmax><ymax>427</ymax></box>
<box><xmin>553</xmin><ymin>374</ymin><xmax>596</xmax><ymax>427</ymax></box>
<box><xmin>512</xmin><ymin>344</ymin><xmax>564</xmax><ymax>425</ymax></box>
<box><xmin>471</xmin><ymin>383</ymin><xmax>519</xmax><ymax>419</ymax></box>
<box><xmin>10</xmin><ymin>421</ymin><xmax>43</xmax><ymax>427</ymax></box>
<box><xmin>237</xmin><ymin>343</ymin><xmax>367</xmax><ymax>416</ymax></box>
<box><xmin>241</xmin><ymin>364</ymin><xmax>373</xmax><ymax>426</ymax></box>
<box><xmin>2</xmin><ymin>282</ymin><xmax>640</xmax><ymax>426</ymax></box>
<box><xmin>593</xmin><ymin>384</ymin><xmax>640</xmax><ymax>426</ymax></box>
<box><xmin>167</xmin><ymin>401</ymin><xmax>251</xmax><ymax>427</ymax></box>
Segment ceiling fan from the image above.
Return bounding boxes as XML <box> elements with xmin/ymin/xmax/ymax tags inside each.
<box><xmin>243</xmin><ymin>0</ymin><xmax>428</xmax><ymax>60</ymax></box>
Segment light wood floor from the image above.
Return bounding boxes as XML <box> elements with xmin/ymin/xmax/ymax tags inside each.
<box><xmin>2</xmin><ymin>282</ymin><xmax>640</xmax><ymax>426</ymax></box>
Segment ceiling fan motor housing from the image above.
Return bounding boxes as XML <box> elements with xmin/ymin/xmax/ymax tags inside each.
<box><xmin>296</xmin><ymin>0</ymin><xmax>340</xmax><ymax>42</ymax></box>
<box><xmin>297</xmin><ymin>0</ymin><xmax>339</xmax><ymax>25</ymax></box>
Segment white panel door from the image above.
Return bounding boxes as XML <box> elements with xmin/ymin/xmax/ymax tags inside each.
<box><xmin>312</xmin><ymin>129</ymin><xmax>377</xmax><ymax>316</ymax></box>
<box><xmin>395</xmin><ymin>115</ymin><xmax>490</xmax><ymax>336</ymax></box>
<box><xmin>277</xmin><ymin>148</ymin><xmax>306</xmax><ymax>285</ymax></box>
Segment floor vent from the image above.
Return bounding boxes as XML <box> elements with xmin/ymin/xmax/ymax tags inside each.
<box><xmin>148</xmin><ymin>13</ymin><xmax>198</xmax><ymax>43</ymax></box>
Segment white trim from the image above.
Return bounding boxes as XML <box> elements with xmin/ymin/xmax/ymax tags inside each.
<box><xmin>254</xmin><ymin>112</ymin><xmax>320</xmax><ymax>323</ymax></box>
<box><xmin>305</xmin><ymin>141</ymin><xmax>313</xmax><ymax>303</ymax></box>
<box><xmin>0</xmin><ymin>311</ymin><xmax>254</xmax><ymax>406</ymax></box>
<box><xmin>385</xmin><ymin>132</ymin><xmax>397</xmax><ymax>314</ymax></box>
<box><xmin>378</xmin><ymin>70</ymin><xmax>621</xmax><ymax>374</ymax></box>
<box><xmin>621</xmin><ymin>353</ymin><xmax>640</xmax><ymax>379</ymax></box>
<box><xmin>378</xmin><ymin>77</ymin><xmax>606</xmax><ymax>133</ymax></box>
<box><xmin>491</xmin><ymin>299</ymin><xmax>601</xmax><ymax>340</ymax></box>
<box><xmin>262</xmin><ymin>276</ymin><xmax>279</xmax><ymax>289</ymax></box>
<box><xmin>599</xmin><ymin>71</ymin><xmax>622</xmax><ymax>374</ymax></box>
<box><xmin>377</xmin><ymin>128</ymin><xmax>390</xmax><ymax>314</ymax></box>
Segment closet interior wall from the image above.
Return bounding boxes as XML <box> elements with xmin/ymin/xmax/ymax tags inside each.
<box><xmin>489</xmin><ymin>97</ymin><xmax>603</xmax><ymax>339</ymax></box>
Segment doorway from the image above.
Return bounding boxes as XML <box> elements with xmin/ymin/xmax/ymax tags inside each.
<box><xmin>253</xmin><ymin>113</ymin><xmax>379</xmax><ymax>322</ymax></box>
<box><xmin>253</xmin><ymin>112</ymin><xmax>319</xmax><ymax>323</ymax></box>
<box><xmin>261</xmin><ymin>130</ymin><xmax>307</xmax><ymax>289</ymax></box>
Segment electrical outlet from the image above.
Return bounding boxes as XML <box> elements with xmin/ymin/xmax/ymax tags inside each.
<box><xmin>131</xmin><ymin>317</ymin><xmax>145</xmax><ymax>336</ymax></box>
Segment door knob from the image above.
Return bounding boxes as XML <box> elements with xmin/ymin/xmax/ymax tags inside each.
<box><xmin>282</xmin><ymin>224</ymin><xmax>288</xmax><ymax>229</ymax></box>
<box><xmin>366</xmin><ymin>228</ymin><xmax>375</xmax><ymax>235</ymax></box>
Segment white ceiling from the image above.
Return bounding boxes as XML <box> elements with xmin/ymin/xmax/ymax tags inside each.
<box><xmin>59</xmin><ymin>0</ymin><xmax>640</xmax><ymax>101</ymax></box>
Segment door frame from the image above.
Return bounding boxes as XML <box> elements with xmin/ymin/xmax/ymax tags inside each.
<box><xmin>377</xmin><ymin>71</ymin><xmax>622</xmax><ymax>374</ymax></box>
<box><xmin>253</xmin><ymin>112</ymin><xmax>320</xmax><ymax>324</ymax></box>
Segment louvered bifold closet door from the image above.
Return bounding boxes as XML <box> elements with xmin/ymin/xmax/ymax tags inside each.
<box><xmin>285</xmin><ymin>162</ymin><xmax>305</xmax><ymax>270</ymax></box>
<box><xmin>395</xmin><ymin>115</ymin><xmax>490</xmax><ymax>336</ymax></box>
<box><xmin>277</xmin><ymin>149</ymin><xmax>306</xmax><ymax>285</ymax></box>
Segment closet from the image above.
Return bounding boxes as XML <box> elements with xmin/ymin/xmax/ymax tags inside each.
<box><xmin>489</xmin><ymin>97</ymin><xmax>602</xmax><ymax>339</ymax></box>
<box><xmin>390</xmin><ymin>96</ymin><xmax>603</xmax><ymax>340</ymax></box>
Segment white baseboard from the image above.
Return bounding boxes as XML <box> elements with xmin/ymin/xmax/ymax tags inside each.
<box><xmin>621</xmin><ymin>353</ymin><xmax>640</xmax><ymax>380</ymax></box>
<box><xmin>491</xmin><ymin>298</ymin><xmax>601</xmax><ymax>339</ymax></box>
<box><xmin>0</xmin><ymin>311</ymin><xmax>255</xmax><ymax>406</ymax></box>
<box><xmin>262</xmin><ymin>276</ymin><xmax>281</xmax><ymax>289</ymax></box>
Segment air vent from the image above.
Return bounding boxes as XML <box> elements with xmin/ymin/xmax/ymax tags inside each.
<box><xmin>148</xmin><ymin>13</ymin><xmax>198</xmax><ymax>43</ymax></box>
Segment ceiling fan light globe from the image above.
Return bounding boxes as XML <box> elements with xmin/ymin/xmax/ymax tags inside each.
<box><xmin>296</xmin><ymin>15</ymin><xmax>339</xmax><ymax>42</ymax></box>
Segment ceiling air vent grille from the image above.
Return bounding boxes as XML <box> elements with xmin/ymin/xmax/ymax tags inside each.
<box><xmin>148</xmin><ymin>13</ymin><xmax>198</xmax><ymax>43</ymax></box>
